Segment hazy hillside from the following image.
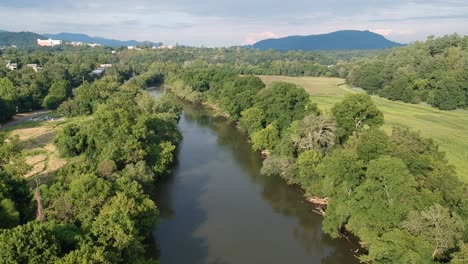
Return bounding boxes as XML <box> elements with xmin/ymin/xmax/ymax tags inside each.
<box><xmin>253</xmin><ymin>30</ymin><xmax>404</xmax><ymax>51</ymax></box>
<box><xmin>44</xmin><ymin>32</ymin><xmax>156</xmax><ymax>47</ymax></box>
<box><xmin>0</xmin><ymin>31</ymin><xmax>46</xmax><ymax>47</ymax></box>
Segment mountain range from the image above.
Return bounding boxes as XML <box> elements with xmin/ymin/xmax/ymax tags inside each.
<box><xmin>0</xmin><ymin>31</ymin><xmax>46</xmax><ymax>47</ymax></box>
<box><xmin>43</xmin><ymin>32</ymin><xmax>156</xmax><ymax>47</ymax></box>
<box><xmin>252</xmin><ymin>30</ymin><xmax>404</xmax><ymax>51</ymax></box>
<box><xmin>0</xmin><ymin>30</ymin><xmax>156</xmax><ymax>47</ymax></box>
<box><xmin>1</xmin><ymin>29</ymin><xmax>403</xmax><ymax>50</ymax></box>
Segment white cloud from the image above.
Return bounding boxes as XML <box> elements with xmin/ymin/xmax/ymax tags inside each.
<box><xmin>242</xmin><ymin>32</ymin><xmax>279</xmax><ymax>45</ymax></box>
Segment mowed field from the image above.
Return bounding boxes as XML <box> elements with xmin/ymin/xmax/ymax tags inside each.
<box><xmin>258</xmin><ymin>75</ymin><xmax>468</xmax><ymax>182</ymax></box>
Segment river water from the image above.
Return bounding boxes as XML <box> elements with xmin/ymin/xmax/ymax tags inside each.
<box><xmin>149</xmin><ymin>88</ymin><xmax>358</xmax><ymax>264</ymax></box>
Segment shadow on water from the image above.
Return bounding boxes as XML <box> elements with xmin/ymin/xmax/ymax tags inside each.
<box><xmin>148</xmin><ymin>89</ymin><xmax>358</xmax><ymax>264</ymax></box>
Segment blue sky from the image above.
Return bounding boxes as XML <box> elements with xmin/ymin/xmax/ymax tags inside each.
<box><xmin>0</xmin><ymin>0</ymin><xmax>467</xmax><ymax>46</ymax></box>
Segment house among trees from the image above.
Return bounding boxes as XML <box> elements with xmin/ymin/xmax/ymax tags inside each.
<box><xmin>26</xmin><ymin>64</ymin><xmax>43</xmax><ymax>72</ymax></box>
<box><xmin>91</xmin><ymin>67</ymin><xmax>105</xmax><ymax>76</ymax></box>
<box><xmin>5</xmin><ymin>60</ymin><xmax>17</xmax><ymax>70</ymax></box>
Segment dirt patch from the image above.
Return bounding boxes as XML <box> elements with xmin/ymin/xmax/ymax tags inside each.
<box><xmin>12</xmin><ymin>127</ymin><xmax>53</xmax><ymax>141</ymax></box>
<box><xmin>25</xmin><ymin>154</ymin><xmax>47</xmax><ymax>165</ymax></box>
<box><xmin>25</xmin><ymin>162</ymin><xmax>46</xmax><ymax>178</ymax></box>
<box><xmin>44</xmin><ymin>144</ymin><xmax>66</xmax><ymax>173</ymax></box>
<box><xmin>10</xmin><ymin>124</ymin><xmax>67</xmax><ymax>179</ymax></box>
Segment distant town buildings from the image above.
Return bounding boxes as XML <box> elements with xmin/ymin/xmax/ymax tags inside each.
<box><xmin>69</xmin><ymin>41</ymin><xmax>102</xmax><ymax>47</ymax></box>
<box><xmin>153</xmin><ymin>45</ymin><xmax>176</xmax><ymax>50</ymax></box>
<box><xmin>37</xmin><ymin>39</ymin><xmax>62</xmax><ymax>47</ymax></box>
<box><xmin>87</xmin><ymin>43</ymin><xmax>101</xmax><ymax>48</ymax></box>
<box><xmin>127</xmin><ymin>46</ymin><xmax>145</xmax><ymax>51</ymax></box>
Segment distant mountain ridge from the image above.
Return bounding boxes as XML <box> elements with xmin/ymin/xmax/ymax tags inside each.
<box><xmin>44</xmin><ymin>32</ymin><xmax>156</xmax><ymax>47</ymax></box>
<box><xmin>253</xmin><ymin>30</ymin><xmax>404</xmax><ymax>51</ymax></box>
<box><xmin>0</xmin><ymin>31</ymin><xmax>46</xmax><ymax>47</ymax></box>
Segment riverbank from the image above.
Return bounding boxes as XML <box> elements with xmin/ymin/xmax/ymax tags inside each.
<box><xmin>164</xmin><ymin>84</ymin><xmax>360</xmax><ymax>249</ymax></box>
<box><xmin>152</xmin><ymin>87</ymin><xmax>360</xmax><ymax>263</ymax></box>
<box><xmin>162</xmin><ymin>70</ymin><xmax>468</xmax><ymax>262</ymax></box>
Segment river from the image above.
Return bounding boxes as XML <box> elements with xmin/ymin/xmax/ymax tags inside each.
<box><xmin>149</xmin><ymin>87</ymin><xmax>358</xmax><ymax>264</ymax></box>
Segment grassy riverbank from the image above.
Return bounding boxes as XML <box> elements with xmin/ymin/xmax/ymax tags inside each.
<box><xmin>258</xmin><ymin>75</ymin><xmax>468</xmax><ymax>182</ymax></box>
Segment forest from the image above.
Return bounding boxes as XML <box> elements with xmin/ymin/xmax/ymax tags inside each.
<box><xmin>337</xmin><ymin>34</ymin><xmax>468</xmax><ymax>110</ymax></box>
<box><xmin>0</xmin><ymin>48</ymin><xmax>181</xmax><ymax>262</ymax></box>
<box><xmin>1</xmin><ymin>33</ymin><xmax>468</xmax><ymax>263</ymax></box>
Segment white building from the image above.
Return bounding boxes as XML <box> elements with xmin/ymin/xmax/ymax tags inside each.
<box><xmin>87</xmin><ymin>43</ymin><xmax>102</xmax><ymax>48</ymax></box>
<box><xmin>37</xmin><ymin>39</ymin><xmax>62</xmax><ymax>47</ymax></box>
<box><xmin>154</xmin><ymin>45</ymin><xmax>176</xmax><ymax>50</ymax></box>
<box><xmin>26</xmin><ymin>64</ymin><xmax>43</xmax><ymax>72</ymax></box>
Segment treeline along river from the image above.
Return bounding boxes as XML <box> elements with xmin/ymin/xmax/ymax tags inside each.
<box><xmin>149</xmin><ymin>87</ymin><xmax>358</xmax><ymax>264</ymax></box>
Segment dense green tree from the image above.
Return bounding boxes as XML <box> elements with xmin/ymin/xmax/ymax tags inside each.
<box><xmin>54</xmin><ymin>123</ymin><xmax>88</xmax><ymax>157</ymax></box>
<box><xmin>43</xmin><ymin>80</ymin><xmax>71</xmax><ymax>110</ymax></box>
<box><xmin>296</xmin><ymin>150</ymin><xmax>322</xmax><ymax>193</ymax></box>
<box><xmin>316</xmin><ymin>148</ymin><xmax>365</xmax><ymax>198</ymax></box>
<box><xmin>433</xmin><ymin>76</ymin><xmax>465</xmax><ymax>110</ymax></box>
<box><xmin>0</xmin><ymin>78</ymin><xmax>17</xmax><ymax>121</ymax></box>
<box><xmin>215</xmin><ymin>75</ymin><xmax>265</xmax><ymax>119</ymax></box>
<box><xmin>0</xmin><ymin>133</ymin><xmax>32</xmax><ymax>226</ymax></box>
<box><xmin>239</xmin><ymin>107</ymin><xmax>265</xmax><ymax>135</ymax></box>
<box><xmin>0</xmin><ymin>198</ymin><xmax>20</xmax><ymax>228</ymax></box>
<box><xmin>390</xmin><ymin>127</ymin><xmax>445</xmax><ymax>178</ymax></box>
<box><xmin>0</xmin><ymin>77</ymin><xmax>17</xmax><ymax>102</ymax></box>
<box><xmin>57</xmin><ymin>244</ymin><xmax>112</xmax><ymax>264</ymax></box>
<box><xmin>346</xmin><ymin>156</ymin><xmax>418</xmax><ymax>242</ymax></box>
<box><xmin>251</xmin><ymin>122</ymin><xmax>280</xmax><ymax>151</ymax></box>
<box><xmin>355</xmin><ymin>128</ymin><xmax>391</xmax><ymax>162</ymax></box>
<box><xmin>353</xmin><ymin>60</ymin><xmax>385</xmax><ymax>94</ymax></box>
<box><xmin>379</xmin><ymin>66</ymin><xmax>416</xmax><ymax>103</ymax></box>
<box><xmin>254</xmin><ymin>82</ymin><xmax>311</xmax><ymax>132</ymax></box>
<box><xmin>403</xmin><ymin>204</ymin><xmax>464</xmax><ymax>259</ymax></box>
<box><xmin>362</xmin><ymin>229</ymin><xmax>433</xmax><ymax>264</ymax></box>
<box><xmin>451</xmin><ymin>243</ymin><xmax>468</xmax><ymax>264</ymax></box>
<box><xmin>42</xmin><ymin>173</ymin><xmax>113</xmax><ymax>228</ymax></box>
<box><xmin>331</xmin><ymin>93</ymin><xmax>384</xmax><ymax>142</ymax></box>
<box><xmin>0</xmin><ymin>222</ymin><xmax>62</xmax><ymax>263</ymax></box>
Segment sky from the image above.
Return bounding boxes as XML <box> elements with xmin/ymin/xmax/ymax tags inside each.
<box><xmin>0</xmin><ymin>0</ymin><xmax>467</xmax><ymax>47</ymax></box>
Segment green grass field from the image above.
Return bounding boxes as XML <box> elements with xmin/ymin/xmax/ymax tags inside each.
<box><xmin>259</xmin><ymin>76</ymin><xmax>468</xmax><ymax>182</ymax></box>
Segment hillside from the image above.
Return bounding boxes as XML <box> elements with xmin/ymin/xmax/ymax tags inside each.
<box><xmin>253</xmin><ymin>30</ymin><xmax>404</xmax><ymax>51</ymax></box>
<box><xmin>44</xmin><ymin>32</ymin><xmax>156</xmax><ymax>47</ymax></box>
<box><xmin>0</xmin><ymin>31</ymin><xmax>46</xmax><ymax>47</ymax></box>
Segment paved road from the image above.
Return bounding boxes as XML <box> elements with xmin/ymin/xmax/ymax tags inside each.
<box><xmin>0</xmin><ymin>110</ymin><xmax>50</xmax><ymax>130</ymax></box>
